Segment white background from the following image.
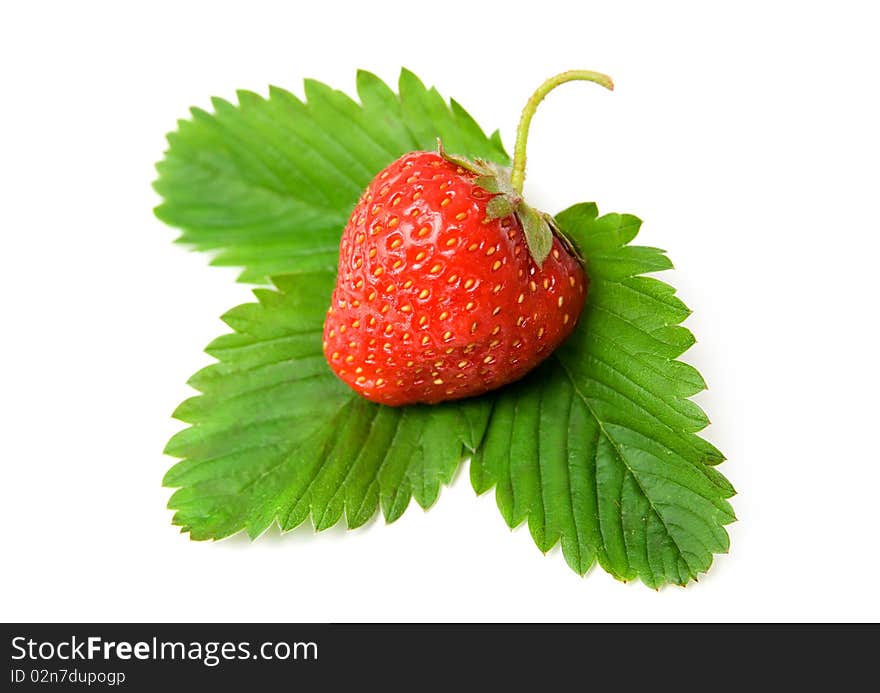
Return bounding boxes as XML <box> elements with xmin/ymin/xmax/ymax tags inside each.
<box><xmin>2</xmin><ymin>1</ymin><xmax>878</xmax><ymax>622</ymax></box>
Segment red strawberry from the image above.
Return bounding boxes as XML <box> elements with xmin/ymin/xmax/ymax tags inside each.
<box><xmin>322</xmin><ymin>150</ymin><xmax>587</xmax><ymax>406</ymax></box>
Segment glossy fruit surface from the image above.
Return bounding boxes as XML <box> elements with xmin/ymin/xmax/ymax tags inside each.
<box><xmin>323</xmin><ymin>151</ymin><xmax>586</xmax><ymax>405</ymax></box>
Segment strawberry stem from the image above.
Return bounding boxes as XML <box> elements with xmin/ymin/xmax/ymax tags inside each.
<box><xmin>510</xmin><ymin>70</ymin><xmax>615</xmax><ymax>195</ymax></box>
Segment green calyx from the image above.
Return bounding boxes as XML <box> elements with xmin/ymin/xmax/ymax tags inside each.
<box><xmin>438</xmin><ymin>140</ymin><xmax>565</xmax><ymax>265</ymax></box>
<box><xmin>439</xmin><ymin>69</ymin><xmax>614</xmax><ymax>266</ymax></box>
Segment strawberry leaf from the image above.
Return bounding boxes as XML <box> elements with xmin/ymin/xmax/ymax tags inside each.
<box><xmin>471</xmin><ymin>203</ymin><xmax>734</xmax><ymax>587</ymax></box>
<box><xmin>154</xmin><ymin>69</ymin><xmax>509</xmax><ymax>284</ymax></box>
<box><xmin>164</xmin><ymin>270</ymin><xmax>492</xmax><ymax>537</ymax></box>
<box><xmin>156</xmin><ymin>70</ymin><xmax>733</xmax><ymax>586</ymax></box>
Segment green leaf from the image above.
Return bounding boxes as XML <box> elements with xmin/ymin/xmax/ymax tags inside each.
<box><xmin>471</xmin><ymin>203</ymin><xmax>734</xmax><ymax>587</ymax></box>
<box><xmin>157</xmin><ymin>69</ymin><xmax>733</xmax><ymax>587</ymax></box>
<box><xmin>154</xmin><ymin>69</ymin><xmax>509</xmax><ymax>283</ymax></box>
<box><xmin>164</xmin><ymin>271</ymin><xmax>492</xmax><ymax>538</ymax></box>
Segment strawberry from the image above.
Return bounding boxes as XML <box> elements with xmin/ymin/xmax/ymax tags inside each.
<box><xmin>322</xmin><ymin>150</ymin><xmax>587</xmax><ymax>406</ymax></box>
<box><xmin>322</xmin><ymin>70</ymin><xmax>613</xmax><ymax>406</ymax></box>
